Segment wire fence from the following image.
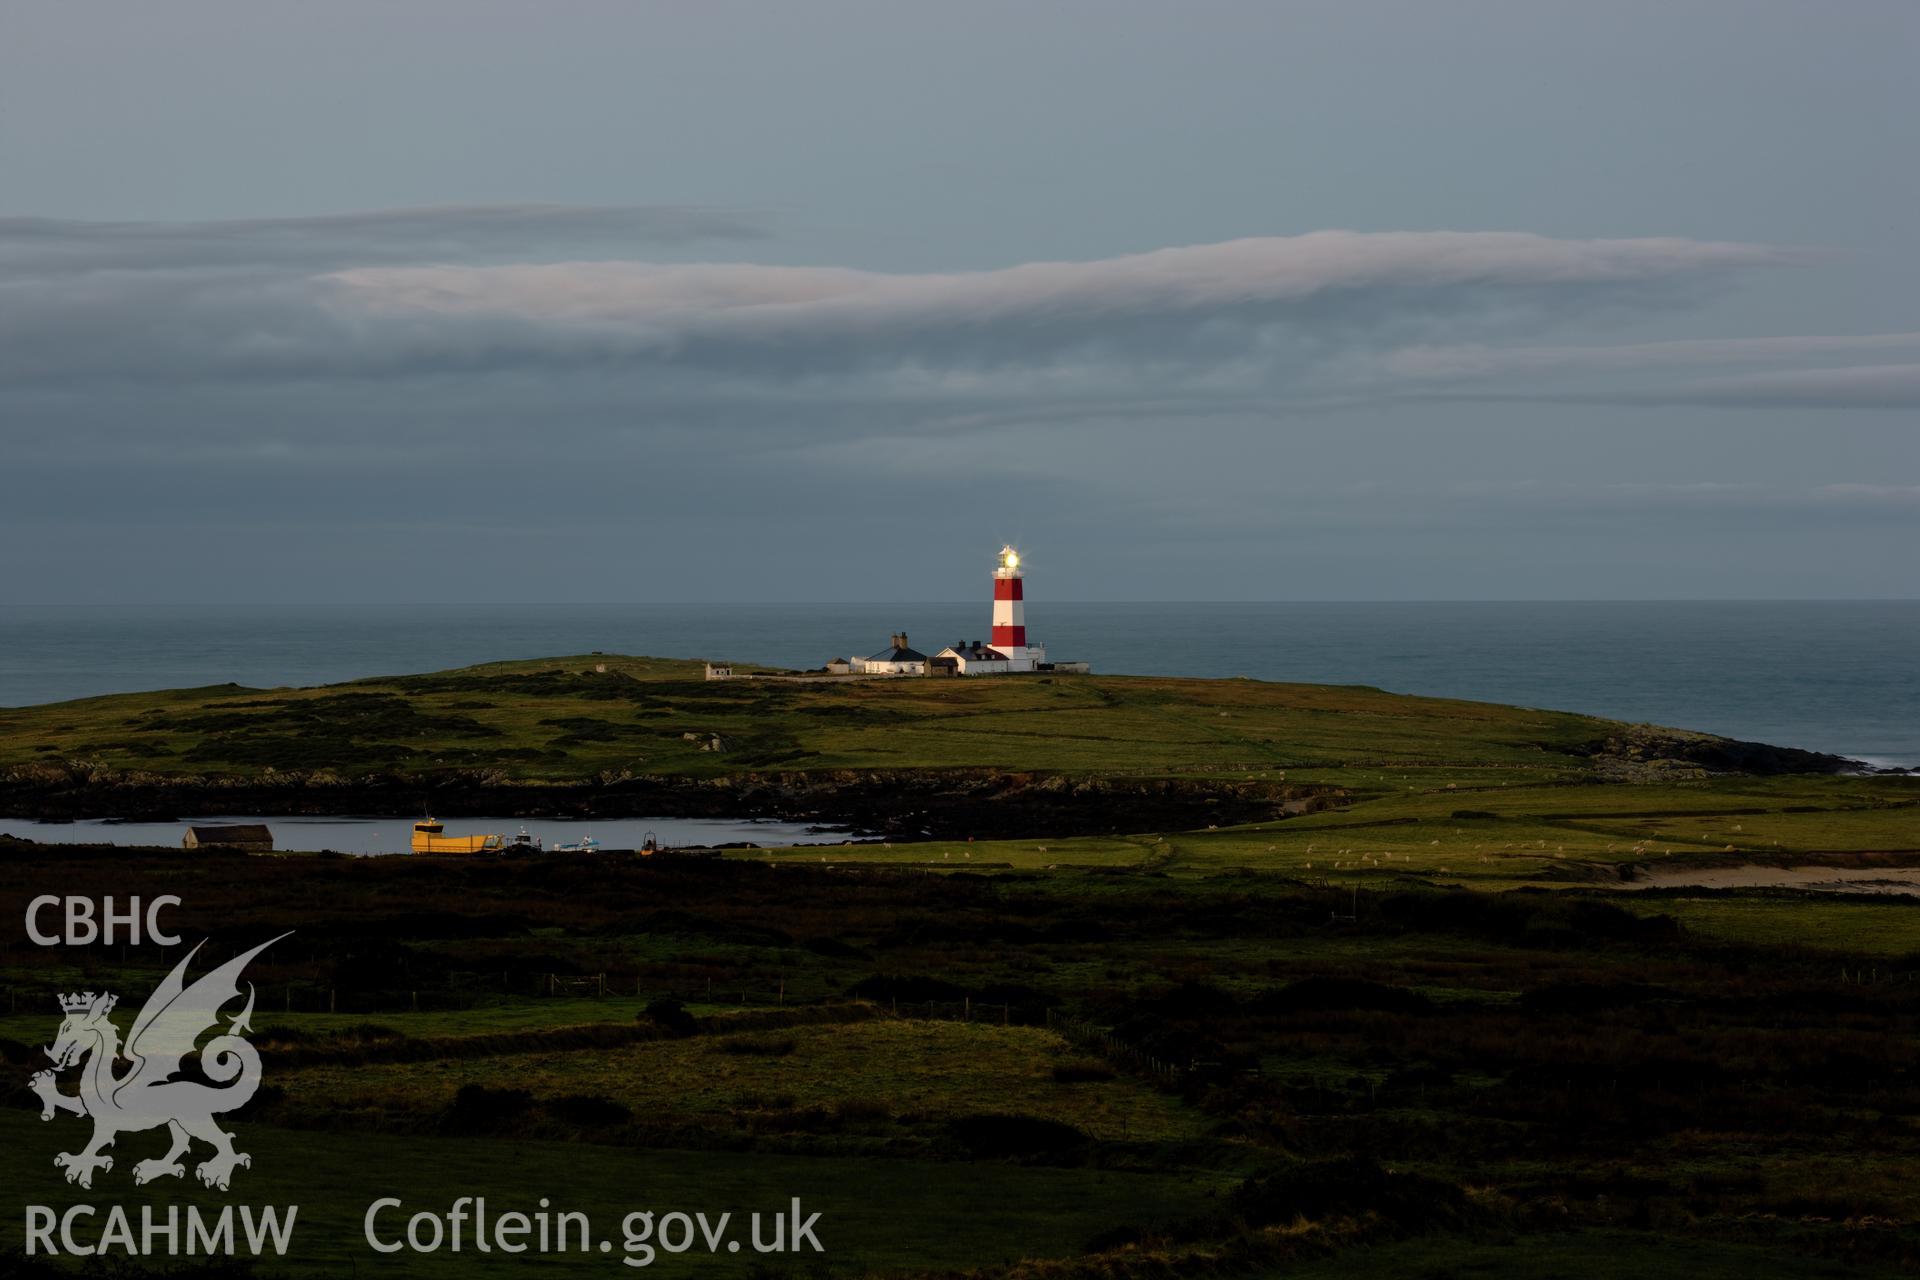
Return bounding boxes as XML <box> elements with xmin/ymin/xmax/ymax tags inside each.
<box><xmin>1046</xmin><ymin>1008</ymin><xmax>1184</xmax><ymax>1087</ymax></box>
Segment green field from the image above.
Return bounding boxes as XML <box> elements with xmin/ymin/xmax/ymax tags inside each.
<box><xmin>758</xmin><ymin>773</ymin><xmax>1920</xmax><ymax>901</ymax></box>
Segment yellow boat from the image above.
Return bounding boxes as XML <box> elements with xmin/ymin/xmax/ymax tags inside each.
<box><xmin>410</xmin><ymin>818</ymin><xmax>505</xmax><ymax>856</ymax></box>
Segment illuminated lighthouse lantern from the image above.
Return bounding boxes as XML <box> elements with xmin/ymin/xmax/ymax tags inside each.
<box><xmin>991</xmin><ymin>545</ymin><xmax>1045</xmax><ymax>673</ymax></box>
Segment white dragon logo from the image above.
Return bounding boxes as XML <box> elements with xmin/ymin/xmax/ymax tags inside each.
<box><xmin>28</xmin><ymin>933</ymin><xmax>288</xmax><ymax>1191</ymax></box>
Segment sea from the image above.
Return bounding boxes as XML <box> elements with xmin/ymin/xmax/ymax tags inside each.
<box><xmin>2</xmin><ymin>601</ymin><xmax>1915</xmax><ymax>768</ymax></box>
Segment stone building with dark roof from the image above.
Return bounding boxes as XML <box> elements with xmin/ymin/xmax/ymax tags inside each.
<box><xmin>183</xmin><ymin>824</ymin><xmax>273</xmax><ymax>852</ymax></box>
<box><xmin>862</xmin><ymin>632</ymin><xmax>928</xmax><ymax>675</ymax></box>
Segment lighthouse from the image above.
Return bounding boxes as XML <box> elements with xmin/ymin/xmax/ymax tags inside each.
<box><xmin>991</xmin><ymin>545</ymin><xmax>1044</xmax><ymax>672</ymax></box>
<box><xmin>919</xmin><ymin>546</ymin><xmax>1082</xmax><ymax>676</ymax></box>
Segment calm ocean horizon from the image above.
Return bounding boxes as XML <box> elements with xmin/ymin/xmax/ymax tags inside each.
<box><xmin>2</xmin><ymin>601</ymin><xmax>1915</xmax><ymax>767</ymax></box>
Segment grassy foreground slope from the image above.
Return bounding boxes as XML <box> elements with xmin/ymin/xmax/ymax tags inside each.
<box><xmin>3</xmin><ymin>851</ymin><xmax>1919</xmax><ymax>1276</ymax></box>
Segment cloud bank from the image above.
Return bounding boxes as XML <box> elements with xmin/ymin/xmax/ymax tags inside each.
<box><xmin>1382</xmin><ymin>332</ymin><xmax>1920</xmax><ymax>380</ymax></box>
<box><xmin>0</xmin><ymin>204</ymin><xmax>766</xmax><ymax>276</ymax></box>
<box><xmin>2</xmin><ymin>220</ymin><xmax>1802</xmax><ymax>399</ymax></box>
<box><xmin>3</xmin><ymin>208</ymin><xmax>1911</xmax><ymax>606</ymax></box>
<box><xmin>1594</xmin><ymin>362</ymin><xmax>1920</xmax><ymax>409</ymax></box>
<box><xmin>7</xmin><ymin>214</ymin><xmax>1905</xmax><ymax>416</ymax></box>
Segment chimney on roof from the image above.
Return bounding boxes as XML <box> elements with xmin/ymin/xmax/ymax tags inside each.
<box><xmin>898</xmin><ymin>632</ymin><xmax>909</xmax><ymax>651</ymax></box>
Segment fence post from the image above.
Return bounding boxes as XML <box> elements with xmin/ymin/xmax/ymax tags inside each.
<box><xmin>779</xmin><ymin>979</ymin><xmax>785</xmax><ymax>1006</ymax></box>
<box><xmin>328</xmin><ymin>988</ymin><xmax>336</xmax><ymax>1014</ymax></box>
<box><xmin>964</xmin><ymin>996</ymin><xmax>971</xmax><ymax>1021</ymax></box>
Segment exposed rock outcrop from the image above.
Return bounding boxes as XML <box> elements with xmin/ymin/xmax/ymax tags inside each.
<box><xmin>1574</xmin><ymin>724</ymin><xmax>1858</xmax><ymax>780</ymax></box>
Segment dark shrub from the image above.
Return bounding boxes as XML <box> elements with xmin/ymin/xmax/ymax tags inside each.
<box><xmin>848</xmin><ymin>974</ymin><xmax>967</xmax><ymax>1003</ymax></box>
<box><xmin>947</xmin><ymin>1113</ymin><xmax>1089</xmax><ymax>1159</ymax></box>
<box><xmin>1230</xmin><ymin>1156</ymin><xmax>1472</xmax><ymax>1231</ymax></box>
<box><xmin>718</xmin><ymin>1035</ymin><xmax>796</xmax><ymax>1057</ymax></box>
<box><xmin>1381</xmin><ymin>1064</ymin><xmax>1453</xmax><ymax>1093</ymax></box>
<box><xmin>0</xmin><ymin>1037</ymin><xmax>38</xmax><ymax>1065</ymax></box>
<box><xmin>802</xmin><ymin>936</ymin><xmax>869</xmax><ymax>960</ymax></box>
<box><xmin>444</xmin><ymin>1084</ymin><xmax>535</xmax><ymax>1134</ymax></box>
<box><xmin>643</xmin><ymin>997</ymin><xmax>698</xmax><ymax>1037</ymax></box>
<box><xmin>1051</xmin><ymin>1060</ymin><xmax>1115</xmax><ymax>1084</ymax></box>
<box><xmin>0</xmin><ymin>1246</ymin><xmax>259</xmax><ymax>1278</ymax></box>
<box><xmin>731</xmin><ymin>1091</ymin><xmax>797</xmax><ymax>1112</ymax></box>
<box><xmin>1255</xmin><ymin>976</ymin><xmax>1432</xmax><ymax>1015</ymax></box>
<box><xmin>326</xmin><ymin>939</ymin><xmax>445</xmax><ymax>991</ymax></box>
<box><xmin>832</xmin><ymin>1098</ymin><xmax>890</xmax><ymax>1124</ymax></box>
<box><xmin>230</xmin><ymin>1084</ymin><xmax>285</xmax><ymax>1120</ymax></box>
<box><xmin>1141</xmin><ymin>979</ymin><xmax>1239</xmax><ymax>1017</ymax></box>
<box><xmin>1519</xmin><ymin>981</ymin><xmax>1674</xmax><ymax>1014</ymax></box>
<box><xmin>547</xmin><ymin>1093</ymin><xmax>633</xmax><ymax>1126</ymax></box>
<box><xmin>1083</xmin><ymin>1224</ymin><xmax>1149</xmax><ymax>1255</ymax></box>
<box><xmin>1374</xmin><ymin>890</ymin><xmax>1677</xmax><ymax>946</ymax></box>
<box><xmin>1505</xmin><ymin>1056</ymin><xmax>1725</xmax><ymax>1095</ymax></box>
<box><xmin>634</xmin><ymin>910</ymin><xmax>793</xmax><ymax>947</ymax></box>
<box><xmin>973</xmin><ymin>982</ymin><xmax>1057</xmax><ymax>1008</ymax></box>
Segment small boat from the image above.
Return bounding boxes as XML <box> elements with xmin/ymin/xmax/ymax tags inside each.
<box><xmin>549</xmin><ymin>829</ymin><xmax>601</xmax><ymax>853</ymax></box>
<box><xmin>410</xmin><ymin>818</ymin><xmax>505</xmax><ymax>856</ymax></box>
<box><xmin>503</xmin><ymin>826</ymin><xmax>542</xmax><ymax>854</ymax></box>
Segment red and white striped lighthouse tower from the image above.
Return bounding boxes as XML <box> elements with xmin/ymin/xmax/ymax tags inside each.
<box><xmin>991</xmin><ymin>545</ymin><xmax>1041</xmax><ymax>671</ymax></box>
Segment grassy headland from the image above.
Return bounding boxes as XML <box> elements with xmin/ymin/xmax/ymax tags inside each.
<box><xmin>0</xmin><ymin>654</ymin><xmax>1885</xmax><ymax>844</ymax></box>
<box><xmin>0</xmin><ymin>652</ymin><xmax>1623</xmax><ymax>786</ymax></box>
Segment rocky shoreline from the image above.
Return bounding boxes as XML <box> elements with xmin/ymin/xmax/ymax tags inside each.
<box><xmin>1572</xmin><ymin>725</ymin><xmax>1865</xmax><ymax>780</ymax></box>
<box><xmin>0</xmin><ymin>764</ymin><xmax>1327</xmax><ymax>840</ymax></box>
<box><xmin>0</xmin><ymin>726</ymin><xmax>1869</xmax><ymax>841</ymax></box>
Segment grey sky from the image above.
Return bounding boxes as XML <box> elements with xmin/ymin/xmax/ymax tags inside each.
<box><xmin>2</xmin><ymin>1</ymin><xmax>1915</xmax><ymax>602</ymax></box>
